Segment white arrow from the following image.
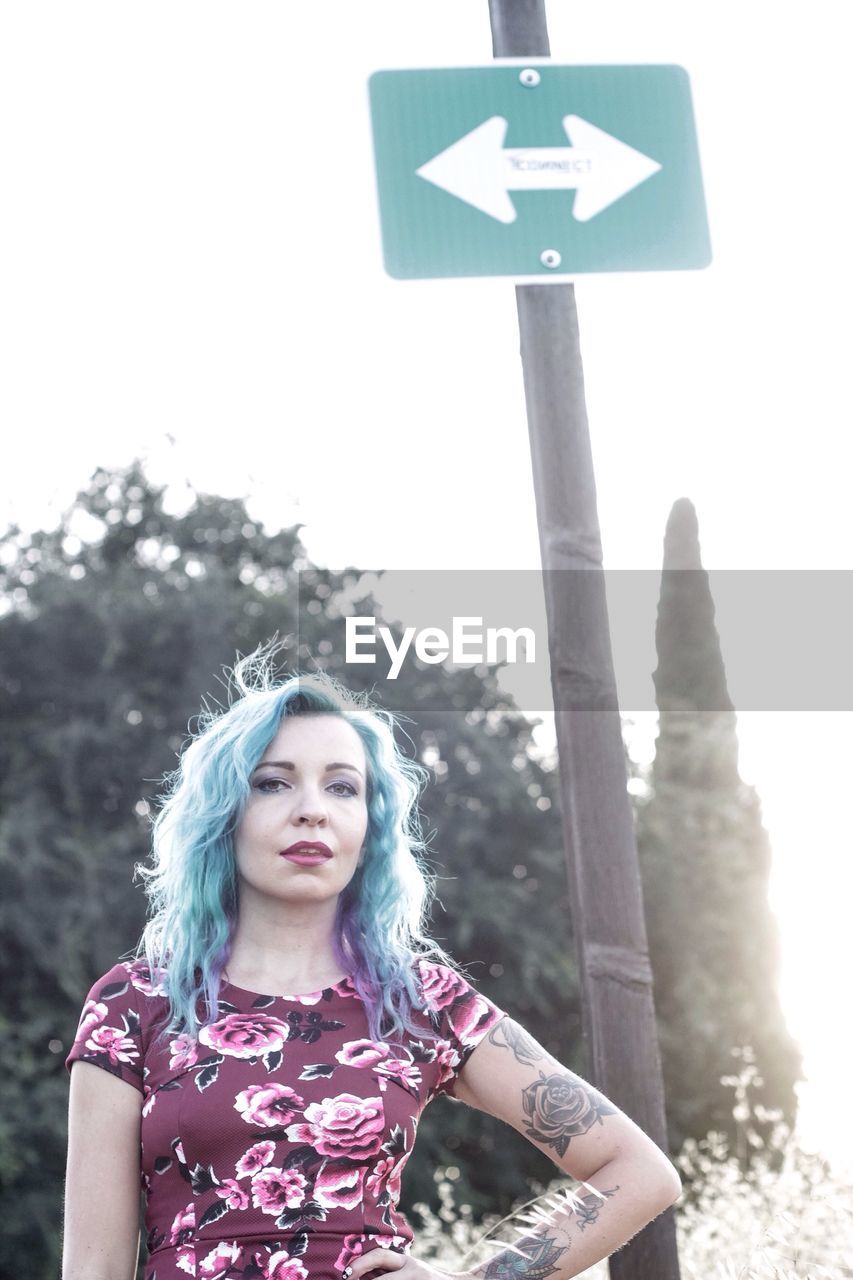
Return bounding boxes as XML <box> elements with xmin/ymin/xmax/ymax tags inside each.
<box><xmin>415</xmin><ymin>114</ymin><xmax>662</xmax><ymax>223</ymax></box>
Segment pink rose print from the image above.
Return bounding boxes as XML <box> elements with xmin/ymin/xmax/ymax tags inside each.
<box><xmin>417</xmin><ymin>960</ymin><xmax>468</xmax><ymax>1014</ymax></box>
<box><xmin>126</xmin><ymin>961</ymin><xmax>168</xmax><ymax>998</ymax></box>
<box><xmin>169</xmin><ymin>1032</ymin><xmax>200</xmax><ymax>1072</ymax></box>
<box><xmin>371</xmin><ymin>1233</ymin><xmax>410</xmax><ymax>1252</ymax></box>
<box><xmin>142</xmin><ymin>1083</ymin><xmax>157</xmax><ymax>1119</ymax></box>
<box><xmin>374</xmin><ymin>1058</ymin><xmax>422</xmax><ymax>1092</ymax></box>
<box><xmin>176</xmin><ymin>1244</ymin><xmax>196</xmax><ymax>1276</ymax></box>
<box><xmin>433</xmin><ymin>1040</ymin><xmax>461</xmax><ymax>1090</ymax></box>
<box><xmin>286</xmin><ymin>1093</ymin><xmax>385</xmax><ymax>1160</ymax></box>
<box><xmin>314</xmin><ymin>1161</ymin><xmax>366</xmax><ymax>1210</ymax></box>
<box><xmin>197</xmin><ymin>1241</ymin><xmax>242</xmax><ymax>1280</ymax></box>
<box><xmin>445</xmin><ymin>992</ymin><xmax>498</xmax><ymax>1047</ymax></box>
<box><xmin>169</xmin><ymin>1202</ymin><xmax>195</xmax><ymax>1247</ymax></box>
<box><xmin>335</xmin><ymin>1228</ymin><xmax>404</xmax><ymax>1269</ymax></box>
<box><xmin>85</xmin><ymin>1021</ymin><xmax>139</xmax><ymax>1070</ymax></box>
<box><xmin>199</xmin><ymin>1012</ymin><xmax>291</xmax><ymax>1059</ymax></box>
<box><xmin>335</xmin><ymin>1233</ymin><xmax>409</xmax><ymax>1274</ymax></box>
<box><xmin>341</xmin><ymin>1233</ymin><xmax>410</xmax><ymax>1272</ymax></box>
<box><xmin>251</xmin><ymin>1165</ymin><xmax>308</xmax><ymax>1214</ymax></box>
<box><xmin>75</xmin><ymin>999</ymin><xmax>107</xmax><ymax>1043</ymax></box>
<box><xmin>235</xmin><ymin>1082</ymin><xmax>305</xmax><ymax>1128</ymax></box>
<box><xmin>337</xmin><ymin>1039</ymin><xmax>392</xmax><ymax>1068</ymax></box>
<box><xmin>236</xmin><ymin>1140</ymin><xmax>277</xmax><ymax>1178</ymax></box>
<box><xmin>264</xmin><ymin>1250</ymin><xmax>310</xmax><ymax>1280</ymax></box>
<box><xmin>175</xmin><ymin>1139</ymin><xmax>187</xmax><ymax>1164</ymax></box>
<box><xmin>336</xmin><ymin>1233</ymin><xmax>369</xmax><ymax>1273</ymax></box>
<box><xmin>214</xmin><ymin>1177</ymin><xmax>250</xmax><ymax>1210</ymax></box>
<box><xmin>365</xmin><ymin>1150</ymin><xmax>410</xmax><ymax>1203</ymax></box>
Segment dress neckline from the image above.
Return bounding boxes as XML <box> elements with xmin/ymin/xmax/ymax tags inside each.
<box><xmin>221</xmin><ymin>974</ymin><xmax>353</xmax><ymax>1001</ymax></box>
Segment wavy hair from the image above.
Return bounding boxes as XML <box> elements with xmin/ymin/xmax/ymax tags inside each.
<box><xmin>130</xmin><ymin>641</ymin><xmax>461</xmax><ymax>1051</ymax></box>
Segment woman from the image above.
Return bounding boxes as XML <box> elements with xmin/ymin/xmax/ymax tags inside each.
<box><xmin>63</xmin><ymin>652</ymin><xmax>681</xmax><ymax>1280</ymax></box>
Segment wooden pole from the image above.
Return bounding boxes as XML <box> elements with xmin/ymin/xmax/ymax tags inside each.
<box><xmin>487</xmin><ymin>5</ymin><xmax>682</xmax><ymax>1278</ymax></box>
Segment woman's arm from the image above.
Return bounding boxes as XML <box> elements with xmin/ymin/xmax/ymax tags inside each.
<box><xmin>447</xmin><ymin>1014</ymin><xmax>681</xmax><ymax>1278</ymax></box>
<box><xmin>62</xmin><ymin>1060</ymin><xmax>143</xmax><ymax>1280</ymax></box>
<box><xmin>347</xmin><ymin>1013</ymin><xmax>680</xmax><ymax>1280</ymax></box>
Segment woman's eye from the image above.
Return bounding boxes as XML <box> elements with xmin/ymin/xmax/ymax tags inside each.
<box><xmin>329</xmin><ymin>781</ymin><xmax>358</xmax><ymax>797</ymax></box>
<box><xmin>255</xmin><ymin>778</ymin><xmax>357</xmax><ymax>797</ymax></box>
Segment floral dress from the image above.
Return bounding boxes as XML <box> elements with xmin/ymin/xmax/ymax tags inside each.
<box><xmin>65</xmin><ymin>958</ymin><xmax>507</xmax><ymax>1280</ymax></box>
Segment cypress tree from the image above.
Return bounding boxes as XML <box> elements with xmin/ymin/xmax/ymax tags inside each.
<box><xmin>636</xmin><ymin>497</ymin><xmax>802</xmax><ymax>1167</ymax></box>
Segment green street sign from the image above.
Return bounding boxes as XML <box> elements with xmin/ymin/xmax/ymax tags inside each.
<box><xmin>368</xmin><ymin>64</ymin><xmax>711</xmax><ymax>279</ymax></box>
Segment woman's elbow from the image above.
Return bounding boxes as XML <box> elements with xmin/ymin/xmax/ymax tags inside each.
<box><xmin>609</xmin><ymin>1143</ymin><xmax>682</xmax><ymax>1212</ymax></box>
<box><xmin>632</xmin><ymin>1131</ymin><xmax>683</xmax><ymax>1208</ymax></box>
<box><xmin>651</xmin><ymin>1158</ymin><xmax>683</xmax><ymax>1209</ymax></box>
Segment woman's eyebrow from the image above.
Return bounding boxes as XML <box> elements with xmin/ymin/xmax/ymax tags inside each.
<box><xmin>252</xmin><ymin>759</ymin><xmax>364</xmax><ymax>778</ymax></box>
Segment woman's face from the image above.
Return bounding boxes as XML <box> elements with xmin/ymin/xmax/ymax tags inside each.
<box><xmin>233</xmin><ymin>713</ymin><xmax>369</xmax><ymax>908</ymax></box>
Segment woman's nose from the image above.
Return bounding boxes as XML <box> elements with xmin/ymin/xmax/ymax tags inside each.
<box><xmin>294</xmin><ymin>789</ymin><xmax>328</xmax><ymax>824</ymax></box>
<box><xmin>297</xmin><ymin>808</ymin><xmax>326</xmax><ymax>825</ymax></box>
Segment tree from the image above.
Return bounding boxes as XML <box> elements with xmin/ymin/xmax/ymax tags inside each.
<box><xmin>635</xmin><ymin>498</ymin><xmax>802</xmax><ymax>1165</ymax></box>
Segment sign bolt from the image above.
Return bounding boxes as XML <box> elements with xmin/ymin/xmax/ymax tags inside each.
<box><xmin>519</xmin><ymin>68</ymin><xmax>541</xmax><ymax>88</ymax></box>
<box><xmin>540</xmin><ymin>249</ymin><xmax>562</xmax><ymax>269</ymax></box>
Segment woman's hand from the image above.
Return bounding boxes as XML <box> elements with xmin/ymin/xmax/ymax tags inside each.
<box><xmin>342</xmin><ymin>1249</ymin><xmax>467</xmax><ymax>1280</ymax></box>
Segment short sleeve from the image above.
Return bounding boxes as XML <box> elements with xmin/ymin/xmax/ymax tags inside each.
<box><xmin>417</xmin><ymin>960</ymin><xmax>509</xmax><ymax>1101</ymax></box>
<box><xmin>65</xmin><ymin>961</ymin><xmax>145</xmax><ymax>1095</ymax></box>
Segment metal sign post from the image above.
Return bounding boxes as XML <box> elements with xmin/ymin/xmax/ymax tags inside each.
<box><xmin>490</xmin><ymin>3</ymin><xmax>683</xmax><ymax>1278</ymax></box>
<box><xmin>367</xmin><ymin>1</ymin><xmax>694</xmax><ymax>1273</ymax></box>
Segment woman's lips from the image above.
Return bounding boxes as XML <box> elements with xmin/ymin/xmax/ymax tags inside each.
<box><xmin>281</xmin><ymin>852</ymin><xmax>331</xmax><ymax>866</ymax></box>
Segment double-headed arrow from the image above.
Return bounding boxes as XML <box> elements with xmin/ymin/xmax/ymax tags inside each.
<box><xmin>416</xmin><ymin>114</ymin><xmax>662</xmax><ymax>223</ymax></box>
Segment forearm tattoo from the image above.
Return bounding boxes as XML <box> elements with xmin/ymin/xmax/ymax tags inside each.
<box><xmin>487</xmin><ymin>1018</ymin><xmax>544</xmax><ymax>1068</ymax></box>
<box><xmin>474</xmin><ymin>1185</ymin><xmax>621</xmax><ymax>1280</ymax></box>
<box><xmin>571</xmin><ymin>1185</ymin><xmax>619</xmax><ymax>1231</ymax></box>
<box><xmin>480</xmin><ymin>1230</ymin><xmax>570</xmax><ymax>1280</ymax></box>
<box><xmin>522</xmin><ymin>1070</ymin><xmax>616</xmax><ymax>1159</ymax></box>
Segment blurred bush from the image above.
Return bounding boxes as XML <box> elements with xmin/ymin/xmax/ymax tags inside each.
<box><xmin>416</xmin><ymin>1059</ymin><xmax>850</xmax><ymax>1280</ymax></box>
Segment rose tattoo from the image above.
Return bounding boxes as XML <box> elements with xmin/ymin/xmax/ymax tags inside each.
<box><xmin>522</xmin><ymin>1071</ymin><xmax>616</xmax><ymax>1159</ymax></box>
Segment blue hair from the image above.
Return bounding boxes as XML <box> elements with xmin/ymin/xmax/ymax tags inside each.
<box><xmin>130</xmin><ymin>642</ymin><xmax>461</xmax><ymax>1051</ymax></box>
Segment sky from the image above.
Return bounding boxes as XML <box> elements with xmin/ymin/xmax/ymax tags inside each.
<box><xmin>1</xmin><ymin>1</ymin><xmax>851</xmax><ymax>1174</ymax></box>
